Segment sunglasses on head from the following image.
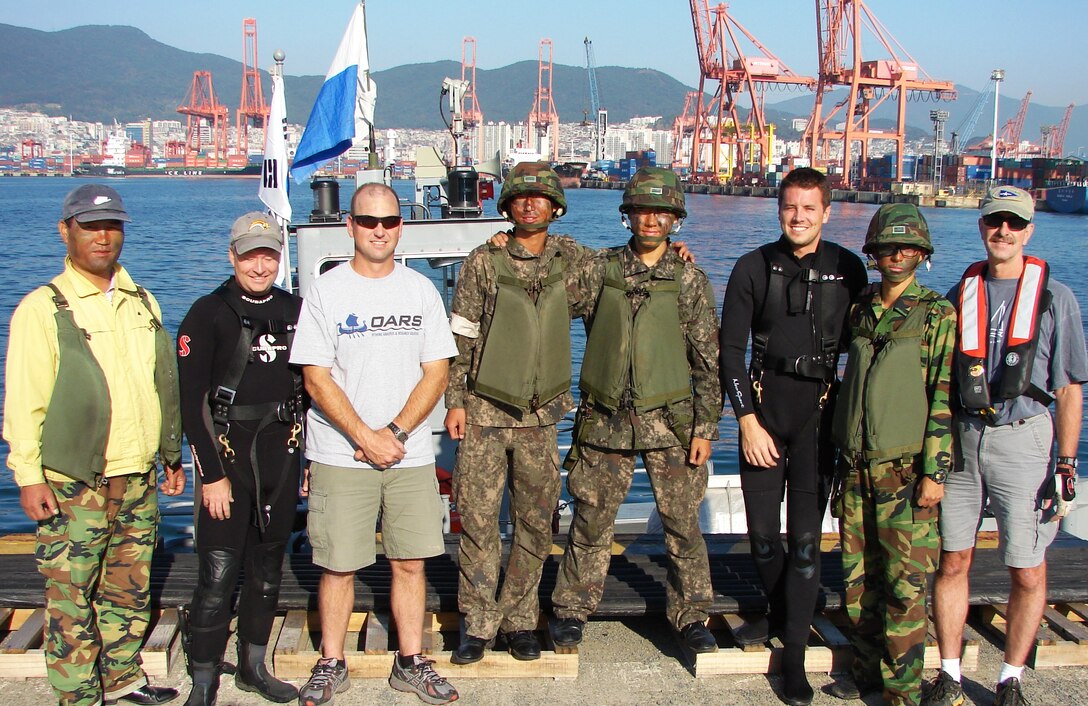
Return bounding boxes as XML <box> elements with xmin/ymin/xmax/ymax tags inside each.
<box><xmin>982</xmin><ymin>213</ymin><xmax>1029</xmax><ymax>231</ymax></box>
<box><xmin>351</xmin><ymin>214</ymin><xmax>403</xmax><ymax>229</ymax></box>
<box><xmin>872</xmin><ymin>244</ymin><xmax>925</xmax><ymax>259</ymax></box>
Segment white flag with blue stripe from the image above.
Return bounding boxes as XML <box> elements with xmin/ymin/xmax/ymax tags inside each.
<box><xmin>290</xmin><ymin>2</ymin><xmax>377</xmax><ymax>184</ymax></box>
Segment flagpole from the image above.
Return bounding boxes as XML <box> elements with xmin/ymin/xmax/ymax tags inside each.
<box><xmin>360</xmin><ymin>0</ymin><xmax>379</xmax><ymax>170</ymax></box>
<box><xmin>266</xmin><ymin>50</ymin><xmax>295</xmax><ymax>291</ymax></box>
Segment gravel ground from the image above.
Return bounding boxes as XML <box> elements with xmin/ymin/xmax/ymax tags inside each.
<box><xmin>2</xmin><ymin>616</ymin><xmax>1086</xmax><ymax>706</ymax></box>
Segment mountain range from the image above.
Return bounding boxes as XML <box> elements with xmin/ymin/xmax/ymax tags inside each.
<box><xmin>0</xmin><ymin>23</ymin><xmax>1082</xmax><ymax>155</ymax></box>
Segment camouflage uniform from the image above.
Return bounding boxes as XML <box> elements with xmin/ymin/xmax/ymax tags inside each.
<box><xmin>38</xmin><ymin>473</ymin><xmax>158</xmax><ymax>705</ymax></box>
<box><xmin>448</xmin><ymin>233</ymin><xmax>590</xmax><ymax>638</ymax></box>
<box><xmin>836</xmin><ymin>206</ymin><xmax>956</xmax><ymax>706</ymax></box>
<box><xmin>552</xmin><ymin>244</ymin><xmax>722</xmax><ymax>629</ymax></box>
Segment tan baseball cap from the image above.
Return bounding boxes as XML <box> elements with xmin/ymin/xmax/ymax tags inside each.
<box><xmin>230</xmin><ymin>212</ymin><xmax>283</xmax><ymax>254</ymax></box>
<box><xmin>980</xmin><ymin>185</ymin><xmax>1034</xmax><ymax>221</ymax></box>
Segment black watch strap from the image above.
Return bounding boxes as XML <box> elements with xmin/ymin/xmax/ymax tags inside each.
<box><xmin>387</xmin><ymin>422</ymin><xmax>409</xmax><ymax>443</ymax></box>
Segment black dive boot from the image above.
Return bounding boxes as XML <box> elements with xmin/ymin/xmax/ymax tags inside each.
<box><xmin>781</xmin><ymin>642</ymin><xmax>814</xmax><ymax>706</ymax></box>
<box><xmin>236</xmin><ymin>640</ymin><xmax>298</xmax><ymax>703</ymax></box>
<box><xmin>184</xmin><ymin>660</ymin><xmax>221</xmax><ymax>706</ymax></box>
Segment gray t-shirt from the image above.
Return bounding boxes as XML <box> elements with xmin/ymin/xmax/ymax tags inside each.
<box><xmin>290</xmin><ymin>262</ymin><xmax>458</xmax><ymax>468</ymax></box>
<box><xmin>949</xmin><ymin>274</ymin><xmax>1088</xmax><ymax>425</ymax></box>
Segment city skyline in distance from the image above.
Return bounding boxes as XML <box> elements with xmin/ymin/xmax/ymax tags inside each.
<box><xmin>1</xmin><ymin>1</ymin><xmax>1084</xmax><ymax>108</ymax></box>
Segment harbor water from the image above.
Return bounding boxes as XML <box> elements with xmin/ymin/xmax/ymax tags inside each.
<box><xmin>0</xmin><ymin>177</ymin><xmax>1086</xmax><ymax>545</ymax></box>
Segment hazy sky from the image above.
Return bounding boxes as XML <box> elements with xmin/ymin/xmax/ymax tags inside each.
<box><xmin>1</xmin><ymin>1</ymin><xmax>1083</xmax><ymax>107</ymax></box>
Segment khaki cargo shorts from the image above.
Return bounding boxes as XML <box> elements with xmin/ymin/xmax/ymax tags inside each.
<box><xmin>306</xmin><ymin>461</ymin><xmax>445</xmax><ymax>572</ymax></box>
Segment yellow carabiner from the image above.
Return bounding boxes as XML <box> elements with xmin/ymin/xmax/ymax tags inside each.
<box><xmin>217</xmin><ymin>433</ymin><xmax>235</xmax><ymax>458</ymax></box>
<box><xmin>287</xmin><ymin>423</ymin><xmax>303</xmax><ymax>449</ymax></box>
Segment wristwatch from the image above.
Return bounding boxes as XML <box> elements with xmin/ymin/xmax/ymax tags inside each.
<box><xmin>387</xmin><ymin>422</ymin><xmax>409</xmax><ymax>443</ymax></box>
<box><xmin>929</xmin><ymin>469</ymin><xmax>948</xmax><ymax>484</ymax></box>
<box><xmin>1056</xmin><ymin>456</ymin><xmax>1078</xmax><ymax>469</ymax></box>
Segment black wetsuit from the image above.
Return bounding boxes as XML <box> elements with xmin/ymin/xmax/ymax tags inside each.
<box><xmin>177</xmin><ymin>278</ymin><xmax>303</xmax><ymax>662</ymax></box>
<box><xmin>719</xmin><ymin>236</ymin><xmax>867</xmax><ymax>647</ymax></box>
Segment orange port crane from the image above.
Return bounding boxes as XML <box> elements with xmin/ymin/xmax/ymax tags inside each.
<box><xmin>236</xmin><ymin>18</ymin><xmax>268</xmax><ymax>157</ymax></box>
<box><xmin>178</xmin><ymin>71</ymin><xmax>230</xmax><ymax>164</ymax></box>
<box><xmin>461</xmin><ymin>37</ymin><xmax>484</xmax><ymax>164</ymax></box>
<box><xmin>20</xmin><ymin>139</ymin><xmax>44</xmax><ymax>160</ymax></box>
<box><xmin>670</xmin><ymin>91</ymin><xmax>700</xmax><ymax>169</ymax></box>
<box><xmin>805</xmin><ymin>0</ymin><xmax>955</xmax><ymax>187</ymax></box>
<box><xmin>528</xmin><ymin>39</ymin><xmax>560</xmax><ymax>162</ymax></box>
<box><xmin>1041</xmin><ymin>103</ymin><xmax>1075</xmax><ymax>158</ymax></box>
<box><xmin>997</xmin><ymin>90</ymin><xmax>1032</xmax><ymax>159</ymax></box>
<box><xmin>687</xmin><ymin>1</ymin><xmax>815</xmax><ymax>181</ymax></box>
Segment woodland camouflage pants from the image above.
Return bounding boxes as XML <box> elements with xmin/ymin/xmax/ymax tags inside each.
<box><xmin>36</xmin><ymin>471</ymin><xmax>157</xmax><ymax>706</ymax></box>
<box><xmin>840</xmin><ymin>461</ymin><xmax>938</xmax><ymax>706</ymax></box>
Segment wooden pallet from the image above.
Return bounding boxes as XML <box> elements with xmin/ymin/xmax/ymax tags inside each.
<box><xmin>976</xmin><ymin>602</ymin><xmax>1088</xmax><ymax>669</ymax></box>
<box><xmin>684</xmin><ymin>610</ymin><xmax>979</xmax><ymax>678</ymax></box>
<box><xmin>272</xmin><ymin>611</ymin><xmax>577</xmax><ymax>680</ymax></box>
<box><xmin>0</xmin><ymin>607</ymin><xmax>180</xmax><ymax>680</ymax></box>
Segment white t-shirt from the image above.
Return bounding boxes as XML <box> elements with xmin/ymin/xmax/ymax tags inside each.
<box><xmin>290</xmin><ymin>262</ymin><xmax>457</xmax><ymax>469</ymax></box>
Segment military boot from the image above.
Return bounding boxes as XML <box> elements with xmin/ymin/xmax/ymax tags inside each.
<box><xmin>184</xmin><ymin>660</ymin><xmax>221</xmax><ymax>706</ymax></box>
<box><xmin>236</xmin><ymin>640</ymin><xmax>298</xmax><ymax>703</ymax></box>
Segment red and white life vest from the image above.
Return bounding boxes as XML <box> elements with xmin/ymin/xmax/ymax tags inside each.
<box><xmin>955</xmin><ymin>256</ymin><xmax>1051</xmax><ymax>413</ymax></box>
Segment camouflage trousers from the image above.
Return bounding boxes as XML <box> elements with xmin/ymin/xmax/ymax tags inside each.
<box><xmin>553</xmin><ymin>444</ymin><xmax>712</xmax><ymax>629</ymax></box>
<box><xmin>840</xmin><ymin>461</ymin><xmax>938</xmax><ymax>706</ymax></box>
<box><xmin>454</xmin><ymin>423</ymin><xmax>562</xmax><ymax>637</ymax></box>
<box><xmin>36</xmin><ymin>471</ymin><xmax>157</xmax><ymax>706</ymax></box>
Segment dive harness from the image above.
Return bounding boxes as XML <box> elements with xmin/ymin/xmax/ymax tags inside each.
<box><xmin>209</xmin><ymin>281</ymin><xmax>303</xmax><ymax>533</ymax></box>
<box><xmin>749</xmin><ymin>243</ymin><xmax>846</xmax><ymax>409</ymax></box>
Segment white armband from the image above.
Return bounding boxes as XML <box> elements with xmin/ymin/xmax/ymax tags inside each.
<box><xmin>450</xmin><ymin>313</ymin><xmax>481</xmax><ymax>338</ymax></box>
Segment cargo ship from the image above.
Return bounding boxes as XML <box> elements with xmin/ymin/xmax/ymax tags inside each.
<box><xmin>76</xmin><ymin>129</ymin><xmax>261</xmax><ymax>178</ymax></box>
<box><xmin>1044</xmin><ymin>185</ymin><xmax>1088</xmax><ymax>215</ymax></box>
<box><xmin>553</xmin><ymin>161</ymin><xmax>587</xmax><ymax>189</ymax></box>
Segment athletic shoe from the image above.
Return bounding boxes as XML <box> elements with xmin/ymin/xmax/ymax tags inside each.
<box><xmin>388</xmin><ymin>652</ymin><xmax>459</xmax><ymax>704</ymax></box>
<box><xmin>298</xmin><ymin>657</ymin><xmax>349</xmax><ymax>706</ymax></box>
<box><xmin>994</xmin><ymin>677</ymin><xmax>1030</xmax><ymax>706</ymax></box>
<box><xmin>920</xmin><ymin>670</ymin><xmax>965</xmax><ymax>706</ymax></box>
<box><xmin>825</xmin><ymin>676</ymin><xmax>881</xmax><ymax>700</ymax></box>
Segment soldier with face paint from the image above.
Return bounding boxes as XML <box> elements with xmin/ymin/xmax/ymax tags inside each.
<box><xmin>549</xmin><ymin>167</ymin><xmax>722</xmax><ymax>656</ymax></box>
<box><xmin>827</xmin><ymin>203</ymin><xmax>956</xmax><ymax>706</ymax></box>
<box><xmin>445</xmin><ymin>162</ymin><xmax>591</xmax><ymax>664</ymax></box>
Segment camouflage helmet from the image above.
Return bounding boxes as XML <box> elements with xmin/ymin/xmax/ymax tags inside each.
<box><xmin>620</xmin><ymin>167</ymin><xmax>687</xmax><ymax>219</ymax></box>
<box><xmin>497</xmin><ymin>162</ymin><xmax>567</xmax><ymax>218</ymax></box>
<box><xmin>863</xmin><ymin>203</ymin><xmax>933</xmax><ymax>255</ymax></box>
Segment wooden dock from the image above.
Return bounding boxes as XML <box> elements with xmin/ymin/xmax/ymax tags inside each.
<box><xmin>1</xmin><ymin>532</ymin><xmax>1087</xmax><ymax>679</ymax></box>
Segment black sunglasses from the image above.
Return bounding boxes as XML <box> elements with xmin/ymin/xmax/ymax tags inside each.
<box><xmin>351</xmin><ymin>214</ymin><xmax>403</xmax><ymax>229</ymax></box>
<box><xmin>982</xmin><ymin>213</ymin><xmax>1029</xmax><ymax>231</ymax></box>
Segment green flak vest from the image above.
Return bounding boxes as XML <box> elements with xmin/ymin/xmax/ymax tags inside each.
<box><xmin>469</xmin><ymin>247</ymin><xmax>571</xmax><ymax>411</ymax></box>
<box><xmin>580</xmin><ymin>254</ymin><xmax>692</xmax><ymax>413</ymax></box>
<box><xmin>39</xmin><ymin>284</ymin><xmax>182</xmax><ymax>486</ymax></box>
<box><xmin>831</xmin><ymin>291</ymin><xmax>939</xmax><ymax>465</ymax></box>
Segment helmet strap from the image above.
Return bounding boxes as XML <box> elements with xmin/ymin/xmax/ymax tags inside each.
<box><xmin>635</xmin><ymin>233</ymin><xmax>669</xmax><ymax>249</ymax></box>
<box><xmin>514</xmin><ymin>220</ymin><xmax>550</xmax><ymax>234</ymax></box>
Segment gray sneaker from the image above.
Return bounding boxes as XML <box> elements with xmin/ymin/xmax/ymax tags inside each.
<box><xmin>920</xmin><ymin>670</ymin><xmax>965</xmax><ymax>706</ymax></box>
<box><xmin>298</xmin><ymin>657</ymin><xmax>350</xmax><ymax>706</ymax></box>
<box><xmin>388</xmin><ymin>652</ymin><xmax>459</xmax><ymax>704</ymax></box>
<box><xmin>994</xmin><ymin>677</ymin><xmax>1030</xmax><ymax>706</ymax></box>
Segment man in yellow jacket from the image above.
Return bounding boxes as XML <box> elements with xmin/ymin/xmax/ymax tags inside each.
<box><xmin>3</xmin><ymin>184</ymin><xmax>184</xmax><ymax>706</ymax></box>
